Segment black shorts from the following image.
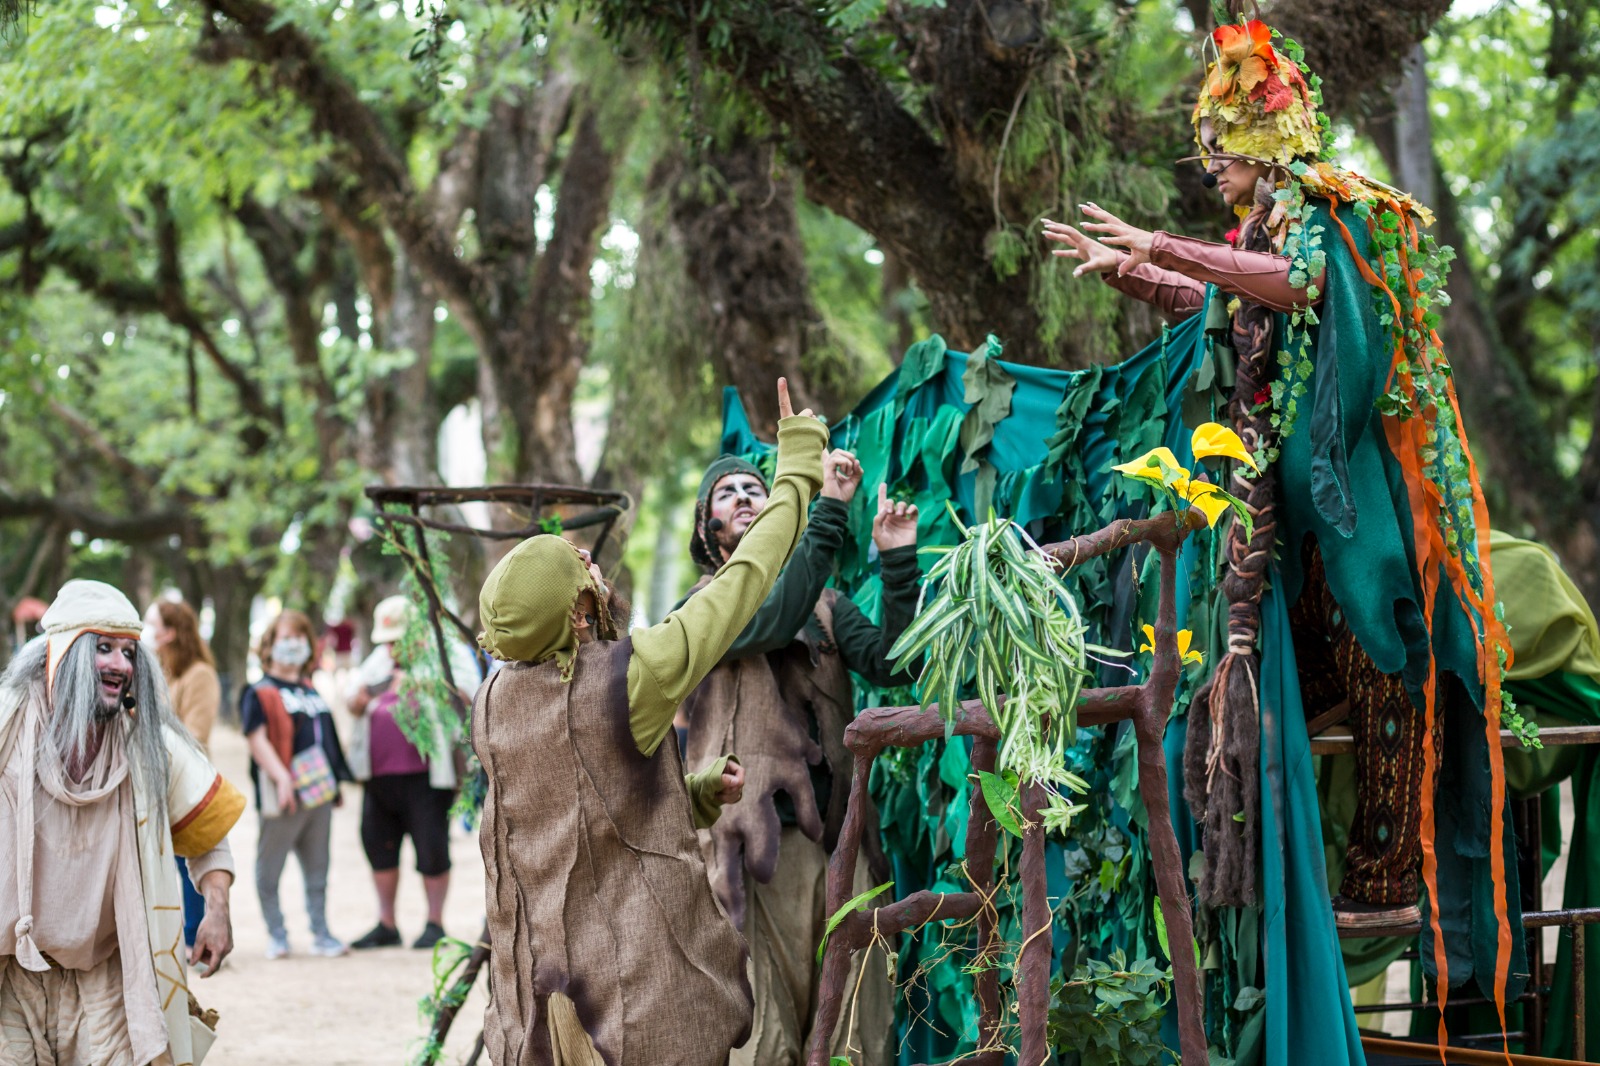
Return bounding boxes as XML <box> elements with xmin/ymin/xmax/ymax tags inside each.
<box><xmin>360</xmin><ymin>773</ymin><xmax>453</xmax><ymax>876</ymax></box>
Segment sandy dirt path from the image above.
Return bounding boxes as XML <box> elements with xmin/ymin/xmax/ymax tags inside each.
<box><xmin>199</xmin><ymin>722</ymin><xmax>491</xmax><ymax>1066</ymax></box>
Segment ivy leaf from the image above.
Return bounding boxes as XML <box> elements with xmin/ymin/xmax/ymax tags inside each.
<box><xmin>958</xmin><ymin>335</ymin><xmax>1016</xmax><ymax>474</ymax></box>
<box><xmin>1152</xmin><ymin>895</ymin><xmax>1201</xmax><ymax>970</ymax></box>
<box><xmin>977</xmin><ymin>769</ymin><xmax>1025</xmax><ymax>839</ymax></box>
<box><xmin>816</xmin><ymin>881</ymin><xmax>894</xmax><ymax>963</ymax></box>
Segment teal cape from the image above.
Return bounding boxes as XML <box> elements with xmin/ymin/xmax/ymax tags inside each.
<box><xmin>718</xmin><ymin>199</ymin><xmax>1523</xmax><ymax>1063</ymax></box>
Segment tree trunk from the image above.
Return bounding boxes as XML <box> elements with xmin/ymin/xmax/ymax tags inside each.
<box><xmin>205</xmin><ymin>562</ymin><xmax>260</xmax><ymax>717</ymax></box>
<box><xmin>361</xmin><ymin>251</ymin><xmax>440</xmax><ymax>484</ymax></box>
<box><xmin>646</xmin><ymin>470</ymin><xmax>688</xmax><ymax>624</ymax></box>
<box><xmin>481</xmin><ymin>102</ymin><xmax>629</xmax><ymax>483</ymax></box>
<box><xmin>666</xmin><ymin>133</ymin><xmax>843</xmax><ymax>433</ymax></box>
<box><xmin>1367</xmin><ymin>50</ymin><xmax>1600</xmax><ymax>599</ymax></box>
<box><xmin>880</xmin><ymin>248</ymin><xmax>916</xmax><ymax>366</ymax></box>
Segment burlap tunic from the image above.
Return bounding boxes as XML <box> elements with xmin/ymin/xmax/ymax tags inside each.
<box><xmin>475</xmin><ymin>638</ymin><xmax>752</xmax><ymax>1066</ymax></box>
<box><xmin>682</xmin><ymin>589</ymin><xmax>854</xmax><ymax>929</ymax></box>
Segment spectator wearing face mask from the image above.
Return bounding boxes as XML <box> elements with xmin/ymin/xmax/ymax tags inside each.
<box><xmin>241</xmin><ymin>609</ymin><xmax>354</xmax><ymax>960</ymax></box>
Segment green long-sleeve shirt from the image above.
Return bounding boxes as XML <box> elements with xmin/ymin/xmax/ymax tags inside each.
<box><xmin>624</xmin><ymin>416</ymin><xmax>828</xmax><ymax>823</ymax></box>
<box><xmin>676</xmin><ymin>496</ymin><xmax>922</xmax><ymax>686</ymax></box>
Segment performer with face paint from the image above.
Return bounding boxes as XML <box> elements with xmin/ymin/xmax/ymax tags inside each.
<box><xmin>1044</xmin><ymin>14</ymin><xmax>1521</xmax><ymax>1043</ymax></box>
<box><xmin>0</xmin><ymin>580</ymin><xmax>244</xmax><ymax>1065</ymax></box>
<box><xmin>678</xmin><ymin>447</ymin><xmax>921</xmax><ymax>1066</ymax></box>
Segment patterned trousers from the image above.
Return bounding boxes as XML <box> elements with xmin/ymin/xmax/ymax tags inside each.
<box><xmin>1290</xmin><ymin>545</ymin><xmax>1434</xmax><ymax>906</ymax></box>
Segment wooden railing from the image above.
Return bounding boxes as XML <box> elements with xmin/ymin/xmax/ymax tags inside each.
<box><xmin>807</xmin><ymin>512</ymin><xmax>1209</xmax><ymax>1066</ymax></box>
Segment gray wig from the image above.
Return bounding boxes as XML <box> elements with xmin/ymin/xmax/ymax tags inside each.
<box><xmin>0</xmin><ymin>633</ymin><xmax>201</xmax><ymax>819</ymax></box>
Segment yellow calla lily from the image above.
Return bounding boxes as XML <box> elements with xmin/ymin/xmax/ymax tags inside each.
<box><xmin>1112</xmin><ymin>446</ymin><xmax>1188</xmax><ymax>485</ymax></box>
<box><xmin>1138</xmin><ymin>623</ymin><xmax>1205</xmax><ymax>666</ymax></box>
<box><xmin>1181</xmin><ymin>479</ymin><xmax>1232</xmax><ymax>529</ymax></box>
<box><xmin>1191</xmin><ymin>422</ymin><xmax>1260</xmax><ymax>471</ymax></box>
<box><xmin>1139</xmin><ymin>624</ymin><xmax>1156</xmax><ymax>653</ymax></box>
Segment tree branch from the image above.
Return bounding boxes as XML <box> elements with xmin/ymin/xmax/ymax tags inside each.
<box><xmin>593</xmin><ymin>1</ymin><xmax>998</xmax><ymax>329</ymax></box>
<box><xmin>0</xmin><ymin>159</ymin><xmax>280</xmax><ymax>439</ymax></box>
<box><xmin>196</xmin><ymin>0</ymin><xmax>489</xmax><ymax>346</ymax></box>
<box><xmin>232</xmin><ymin>193</ymin><xmax>346</xmax><ymax>459</ymax></box>
<box><xmin>1268</xmin><ymin>0</ymin><xmax>1453</xmax><ymax>119</ymax></box>
<box><xmin>0</xmin><ymin>490</ymin><xmax>189</xmax><ymax>542</ymax></box>
<box><xmin>39</xmin><ymin>393</ymin><xmax>159</xmax><ymax>492</ymax></box>
<box><xmin>308</xmin><ymin>173</ymin><xmax>397</xmax><ymax>331</ymax></box>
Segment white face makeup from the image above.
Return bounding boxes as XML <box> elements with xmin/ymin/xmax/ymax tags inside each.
<box><xmin>94</xmin><ymin>635</ymin><xmax>137</xmax><ymax>712</ymax></box>
<box><xmin>709</xmin><ymin>474</ymin><xmax>769</xmax><ymax>544</ymax></box>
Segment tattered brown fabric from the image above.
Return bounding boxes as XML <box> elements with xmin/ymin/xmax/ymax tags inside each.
<box><xmin>474</xmin><ymin>638</ymin><xmax>752</xmax><ymax>1066</ymax></box>
<box><xmin>682</xmin><ymin>583</ymin><xmax>857</xmax><ymax>930</ymax></box>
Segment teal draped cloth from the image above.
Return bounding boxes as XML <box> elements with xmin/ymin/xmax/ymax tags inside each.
<box><xmin>716</xmin><ymin>201</ymin><xmax>1523</xmax><ymax>1064</ymax></box>
<box><xmin>1258</xmin><ymin>582</ymin><xmax>1367</xmax><ymax>1066</ymax></box>
<box><xmin>720</xmin><ymin>315</ymin><xmax>1362</xmax><ymax>1065</ymax></box>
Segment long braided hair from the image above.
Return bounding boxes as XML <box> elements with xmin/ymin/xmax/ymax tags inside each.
<box><xmin>1182</xmin><ymin>175</ymin><xmax>1284</xmax><ymax>909</ymax></box>
<box><xmin>688</xmin><ymin>494</ymin><xmax>727</xmax><ymax>573</ymax></box>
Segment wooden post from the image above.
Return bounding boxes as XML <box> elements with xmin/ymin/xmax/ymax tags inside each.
<box><xmin>1017</xmin><ymin>780</ymin><xmax>1052</xmax><ymax>1066</ymax></box>
<box><xmin>1136</xmin><ymin>544</ymin><xmax>1208</xmax><ymax>1064</ymax></box>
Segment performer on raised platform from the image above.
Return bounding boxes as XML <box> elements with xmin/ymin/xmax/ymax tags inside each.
<box><xmin>1046</xmin><ymin>13</ymin><xmax>1519</xmax><ymax>1022</ymax></box>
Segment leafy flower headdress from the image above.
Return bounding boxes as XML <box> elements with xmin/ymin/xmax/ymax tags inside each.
<box><xmin>1192</xmin><ymin>19</ymin><xmax>1330</xmax><ymax>165</ymax></box>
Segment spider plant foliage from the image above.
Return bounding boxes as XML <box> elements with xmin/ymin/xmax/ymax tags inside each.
<box><xmin>890</xmin><ymin>507</ymin><xmax>1111</xmax><ymax>836</ymax></box>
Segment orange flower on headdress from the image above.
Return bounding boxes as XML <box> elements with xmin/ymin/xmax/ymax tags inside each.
<box><xmin>1208</xmin><ymin>20</ymin><xmax>1277</xmax><ymax>104</ymax></box>
<box><xmin>1194</xmin><ymin>18</ymin><xmax>1324</xmax><ymax>163</ymax></box>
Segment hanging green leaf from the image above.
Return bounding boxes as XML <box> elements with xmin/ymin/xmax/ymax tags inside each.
<box><xmin>815</xmin><ymin>881</ymin><xmax>895</xmax><ymax>963</ymax></box>
<box><xmin>976</xmin><ymin>769</ymin><xmax>1025</xmax><ymax>838</ymax></box>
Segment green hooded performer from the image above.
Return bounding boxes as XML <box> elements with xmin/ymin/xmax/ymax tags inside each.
<box><xmin>1046</xmin><ymin>15</ymin><xmax>1520</xmax><ymax>1050</ymax></box>
<box><xmin>471</xmin><ymin>380</ymin><xmax>827</xmax><ymax>1066</ymax></box>
<box><xmin>680</xmin><ymin>447</ymin><xmax>920</xmax><ymax>1066</ymax></box>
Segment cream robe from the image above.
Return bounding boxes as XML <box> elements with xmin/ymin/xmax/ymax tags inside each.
<box><xmin>0</xmin><ymin>682</ymin><xmax>244</xmax><ymax>1066</ymax></box>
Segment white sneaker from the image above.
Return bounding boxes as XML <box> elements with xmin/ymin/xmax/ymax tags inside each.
<box><xmin>265</xmin><ymin>934</ymin><xmax>290</xmax><ymax>960</ymax></box>
<box><xmin>309</xmin><ymin>933</ymin><xmax>348</xmax><ymax>957</ymax></box>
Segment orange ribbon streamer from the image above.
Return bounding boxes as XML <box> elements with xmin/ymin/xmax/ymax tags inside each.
<box><xmin>1326</xmin><ymin>199</ymin><xmax>1513</xmax><ymax>1064</ymax></box>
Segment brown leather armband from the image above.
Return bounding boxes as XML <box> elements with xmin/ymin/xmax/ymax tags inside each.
<box><xmin>1149</xmin><ymin>231</ymin><xmax>1325</xmax><ymax>313</ymax></box>
<box><xmin>1101</xmin><ymin>261</ymin><xmax>1207</xmax><ymax>317</ymax></box>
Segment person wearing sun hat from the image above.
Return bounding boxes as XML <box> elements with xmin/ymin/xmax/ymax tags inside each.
<box><xmin>348</xmin><ymin>593</ymin><xmax>460</xmax><ymax>952</ymax></box>
<box><xmin>0</xmin><ymin>579</ymin><xmax>244</xmax><ymax>1065</ymax></box>
<box><xmin>472</xmin><ymin>379</ymin><xmax>826</xmax><ymax>1066</ymax></box>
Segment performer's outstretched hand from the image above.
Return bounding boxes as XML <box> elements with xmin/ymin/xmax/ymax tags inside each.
<box><xmin>822</xmin><ymin>450</ymin><xmax>864</xmax><ymax>503</ymax></box>
<box><xmin>872</xmin><ymin>483</ymin><xmax>920</xmax><ymax>552</ymax></box>
<box><xmin>1077</xmin><ymin>203</ymin><xmax>1155</xmax><ymax>275</ymax></box>
<box><xmin>1043</xmin><ymin>218</ymin><xmax>1122</xmax><ymax>277</ymax></box>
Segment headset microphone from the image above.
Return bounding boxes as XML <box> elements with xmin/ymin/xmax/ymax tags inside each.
<box><xmin>1201</xmin><ymin>172</ymin><xmax>1218</xmax><ymax>189</ymax></box>
<box><xmin>122</xmin><ymin>695</ymin><xmax>136</xmax><ymax>711</ymax></box>
<box><xmin>706</xmin><ymin>517</ymin><xmax>725</xmax><ymax>532</ymax></box>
